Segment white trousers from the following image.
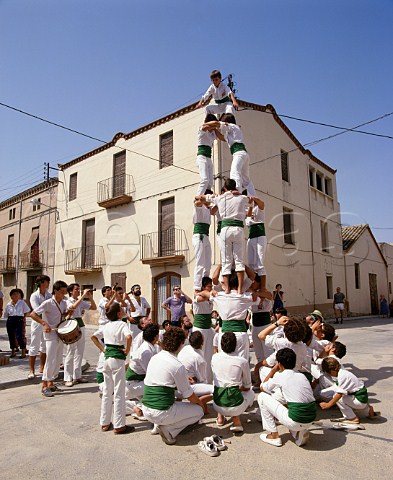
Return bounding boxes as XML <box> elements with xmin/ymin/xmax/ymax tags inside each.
<box><xmin>218</xmin><ymin>331</ymin><xmax>250</xmax><ymax>361</ymax></box>
<box><xmin>192</xmin><ymin>234</ymin><xmax>212</xmax><ymax>291</ymax></box>
<box><xmin>142</xmin><ymin>402</ymin><xmax>204</xmax><ymax>439</ymax></box>
<box><xmin>220</xmin><ymin>226</ymin><xmax>246</xmax><ymax>275</ymax></box>
<box><xmin>251</xmin><ymin>325</ymin><xmax>272</xmax><ymax>363</ymax></box>
<box><xmin>247</xmin><ymin>236</ymin><xmax>267</xmax><ymax>276</ymax></box>
<box><xmin>42</xmin><ymin>337</ymin><xmax>63</xmax><ymax>381</ymax></box>
<box><xmin>230</xmin><ymin>151</ymin><xmax>255</xmax><ymax>195</ymax></box>
<box><xmin>192</xmin><ymin>383</ymin><xmax>214</xmax><ymax>396</ymax></box>
<box><xmin>258</xmin><ymin>392</ymin><xmax>311</xmax><ymax>433</ymax></box>
<box><xmin>100</xmin><ymin>357</ymin><xmax>126</xmax><ymax>429</ymax></box>
<box><xmin>29</xmin><ymin>320</ymin><xmax>46</xmax><ymax>355</ymax></box>
<box><xmin>336</xmin><ymin>395</ymin><xmax>369</xmax><ymax>419</ymax></box>
<box><xmin>63</xmin><ymin>326</ymin><xmax>85</xmax><ymax>381</ymax></box>
<box><xmin>192</xmin><ymin>326</ymin><xmax>215</xmax><ymax>383</ymax></box>
<box><xmin>206</xmin><ymin>103</ymin><xmax>235</xmax><ymax>117</ymax></box>
<box><xmin>196</xmin><ymin>155</ymin><xmax>214</xmax><ymax>195</ymax></box>
<box><xmin>125</xmin><ymin>379</ymin><xmax>144</xmax><ymax>400</ymax></box>
<box><xmin>213</xmin><ymin>389</ymin><xmax>254</xmax><ymax>417</ymax></box>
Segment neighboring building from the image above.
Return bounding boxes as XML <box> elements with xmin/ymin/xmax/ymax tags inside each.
<box><xmin>0</xmin><ymin>179</ymin><xmax>58</xmax><ymax>304</ymax></box>
<box><xmin>53</xmin><ymin>100</ymin><xmax>345</xmax><ymax>322</ymax></box>
<box><xmin>342</xmin><ymin>224</ymin><xmax>389</xmax><ymax>315</ymax></box>
<box><xmin>379</xmin><ymin>242</ymin><xmax>393</xmax><ymax>303</ymax></box>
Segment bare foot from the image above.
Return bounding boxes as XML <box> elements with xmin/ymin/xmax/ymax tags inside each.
<box><xmin>368</xmin><ymin>405</ymin><xmax>375</xmax><ymax>417</ymax></box>
<box><xmin>133</xmin><ymin>406</ymin><xmax>143</xmax><ymax>417</ymax></box>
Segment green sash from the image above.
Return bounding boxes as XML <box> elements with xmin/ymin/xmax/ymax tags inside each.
<box><xmin>287</xmin><ymin>401</ymin><xmax>317</xmax><ymax>424</ymax></box>
<box><xmin>301</xmin><ymin>371</ymin><xmax>313</xmax><ymax>384</ymax></box>
<box><xmin>230</xmin><ymin>143</ymin><xmax>247</xmax><ymax>154</ymax></box>
<box><xmin>248</xmin><ymin>223</ymin><xmax>266</xmax><ymax>239</ymax></box>
<box><xmin>142</xmin><ymin>385</ymin><xmax>176</xmax><ymax>411</ymax></box>
<box><xmin>252</xmin><ymin>311</ymin><xmax>271</xmax><ymax>327</ymax></box>
<box><xmin>221</xmin><ymin>219</ymin><xmax>244</xmax><ymax>228</ymax></box>
<box><xmin>222</xmin><ymin>319</ymin><xmax>248</xmax><ymax>333</ymax></box>
<box><xmin>197</xmin><ymin>145</ymin><xmax>212</xmax><ymax>158</ymax></box>
<box><xmin>193</xmin><ymin>314</ymin><xmax>212</xmax><ymax>329</ymax></box>
<box><xmin>96</xmin><ymin>372</ymin><xmax>104</xmax><ymax>384</ymax></box>
<box><xmin>217</xmin><ymin>220</ymin><xmax>222</xmax><ymax>235</ymax></box>
<box><xmin>126</xmin><ymin>367</ymin><xmax>146</xmax><ymax>382</ymax></box>
<box><xmin>214</xmin><ymin>386</ymin><xmax>244</xmax><ymax>407</ymax></box>
<box><xmin>215</xmin><ymin>96</ymin><xmax>230</xmax><ymax>104</ymax></box>
<box><xmin>104</xmin><ymin>344</ymin><xmax>126</xmax><ymax>360</ymax></box>
<box><xmin>74</xmin><ymin>316</ymin><xmax>85</xmax><ymax>328</ymax></box>
<box><xmin>352</xmin><ymin>386</ymin><xmax>368</xmax><ymax>404</ymax></box>
<box><xmin>193</xmin><ymin>222</ymin><xmax>210</xmax><ymax>240</ymax></box>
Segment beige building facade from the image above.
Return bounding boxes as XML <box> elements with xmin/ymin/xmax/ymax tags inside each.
<box><xmin>0</xmin><ymin>179</ymin><xmax>58</xmax><ymax>305</ymax></box>
<box><xmin>53</xmin><ymin>100</ymin><xmax>346</xmax><ymax>322</ymax></box>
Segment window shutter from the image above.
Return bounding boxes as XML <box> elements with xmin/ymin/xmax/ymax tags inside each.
<box><xmin>160</xmin><ymin>131</ymin><xmax>173</xmax><ymax>168</ymax></box>
<box><xmin>69</xmin><ymin>173</ymin><xmax>78</xmax><ymax>201</ymax></box>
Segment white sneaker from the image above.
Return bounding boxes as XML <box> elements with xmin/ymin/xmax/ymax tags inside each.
<box><xmin>64</xmin><ymin>381</ymin><xmax>74</xmax><ymax>387</ymax></box>
<box><xmin>151</xmin><ymin>424</ymin><xmax>160</xmax><ymax>435</ymax></box>
<box><xmin>205</xmin><ymin>435</ymin><xmax>227</xmax><ymax>451</ymax></box>
<box><xmin>295</xmin><ymin>429</ymin><xmax>310</xmax><ymax>447</ymax></box>
<box><xmin>198</xmin><ymin>439</ymin><xmax>219</xmax><ymax>457</ymax></box>
<box><xmin>230</xmin><ymin>425</ymin><xmax>244</xmax><ymax>433</ymax></box>
<box><xmin>259</xmin><ymin>433</ymin><xmax>282</xmax><ymax>447</ymax></box>
<box><xmin>132</xmin><ymin>412</ymin><xmax>147</xmax><ymax>421</ymax></box>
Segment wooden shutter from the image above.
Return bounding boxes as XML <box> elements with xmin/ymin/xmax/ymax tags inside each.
<box><xmin>69</xmin><ymin>173</ymin><xmax>78</xmax><ymax>201</ymax></box>
<box><xmin>30</xmin><ymin>227</ymin><xmax>40</xmax><ymax>265</ymax></box>
<box><xmin>7</xmin><ymin>234</ymin><xmax>14</xmax><ymax>268</ymax></box>
<box><xmin>111</xmin><ymin>272</ymin><xmax>127</xmax><ymax>290</ymax></box>
<box><xmin>283</xmin><ymin>208</ymin><xmax>294</xmax><ymax>245</ymax></box>
<box><xmin>113</xmin><ymin>151</ymin><xmax>126</xmax><ymax>197</ymax></box>
<box><xmin>159</xmin><ymin>198</ymin><xmax>175</xmax><ymax>256</ymax></box>
<box><xmin>83</xmin><ymin>219</ymin><xmax>95</xmax><ymax>267</ymax></box>
<box><xmin>281</xmin><ymin>150</ymin><xmax>289</xmax><ymax>182</ymax></box>
<box><xmin>160</xmin><ymin>131</ymin><xmax>173</xmax><ymax>168</ymax></box>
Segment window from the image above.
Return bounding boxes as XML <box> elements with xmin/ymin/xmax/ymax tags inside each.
<box><xmin>321</xmin><ymin>221</ymin><xmax>329</xmax><ymax>252</ymax></box>
<box><xmin>309</xmin><ymin>169</ymin><xmax>314</xmax><ymax>187</ymax></box>
<box><xmin>324</xmin><ymin>178</ymin><xmax>332</xmax><ymax>197</ymax></box>
<box><xmin>9</xmin><ymin>208</ymin><xmax>16</xmax><ymax>220</ymax></box>
<box><xmin>69</xmin><ymin>173</ymin><xmax>78</xmax><ymax>201</ymax></box>
<box><xmin>6</xmin><ymin>234</ymin><xmax>14</xmax><ymax>269</ymax></box>
<box><xmin>283</xmin><ymin>207</ymin><xmax>294</xmax><ymax>245</ymax></box>
<box><xmin>154</xmin><ymin>272</ymin><xmax>181</xmax><ymax>324</ymax></box>
<box><xmin>111</xmin><ymin>273</ymin><xmax>127</xmax><ymax>291</ymax></box>
<box><xmin>326</xmin><ymin>275</ymin><xmax>333</xmax><ymax>299</ymax></box>
<box><xmin>160</xmin><ymin>131</ymin><xmax>173</xmax><ymax>168</ymax></box>
<box><xmin>355</xmin><ymin>263</ymin><xmax>360</xmax><ymax>289</ymax></box>
<box><xmin>32</xmin><ymin>198</ymin><xmax>41</xmax><ymax>212</ymax></box>
<box><xmin>113</xmin><ymin>151</ymin><xmax>126</xmax><ymax>197</ymax></box>
<box><xmin>159</xmin><ymin>197</ymin><xmax>175</xmax><ymax>256</ymax></box>
<box><xmin>83</xmin><ymin>219</ymin><xmax>95</xmax><ymax>268</ymax></box>
<box><xmin>281</xmin><ymin>150</ymin><xmax>289</xmax><ymax>182</ymax></box>
<box><xmin>316</xmin><ymin>173</ymin><xmax>323</xmax><ymax>192</ymax></box>
<box><xmin>389</xmin><ymin>282</ymin><xmax>392</xmax><ymax>295</ymax></box>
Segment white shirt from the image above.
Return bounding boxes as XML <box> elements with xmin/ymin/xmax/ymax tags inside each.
<box><xmin>265</xmin><ymin>335</ymin><xmax>307</xmax><ymax>371</ymax></box>
<box><xmin>213</xmin><ymin>191</ymin><xmax>249</xmax><ymax>221</ymax></box>
<box><xmin>129</xmin><ymin>341</ymin><xmax>156</xmax><ymax>375</ymax></box>
<box><xmin>214</xmin><ymin>291</ymin><xmax>257</xmax><ymax>321</ymax></box>
<box><xmin>102</xmin><ymin>320</ymin><xmax>130</xmax><ymax>346</ymax></box>
<box><xmin>251</xmin><ymin>298</ymin><xmax>272</xmax><ymax>314</ymax></box>
<box><xmin>201</xmin><ymin>82</ymin><xmax>232</xmax><ymax>103</ymax></box>
<box><xmin>178</xmin><ymin>345</ymin><xmax>208</xmax><ymax>383</ymax></box>
<box><xmin>219</xmin><ymin>123</ymin><xmax>244</xmax><ymax>147</ymax></box>
<box><xmin>34</xmin><ymin>297</ymin><xmax>68</xmax><ymax>340</ymax></box>
<box><xmin>197</xmin><ymin>127</ymin><xmax>215</xmax><ymax>147</ymax></box>
<box><xmin>192</xmin><ymin>296</ymin><xmax>214</xmax><ymax>316</ymax></box>
<box><xmin>66</xmin><ymin>297</ymin><xmax>90</xmax><ymax>319</ymax></box>
<box><xmin>245</xmin><ymin>204</ymin><xmax>265</xmax><ymax>226</ymax></box>
<box><xmin>130</xmin><ymin>296</ymin><xmax>150</xmax><ymax>318</ymax></box>
<box><xmin>193</xmin><ymin>205</ymin><xmax>211</xmax><ymax>225</ymax></box>
<box><xmin>211</xmin><ymin>352</ymin><xmax>252</xmax><ymax>389</ymax></box>
<box><xmin>335</xmin><ymin>369</ymin><xmax>364</xmax><ymax>396</ymax></box>
<box><xmin>98</xmin><ymin>297</ymin><xmax>110</xmax><ymax>326</ymax></box>
<box><xmin>144</xmin><ymin>350</ymin><xmax>194</xmax><ymax>399</ymax></box>
<box><xmin>263</xmin><ymin>369</ymin><xmax>315</xmax><ymax>403</ymax></box>
<box><xmin>30</xmin><ymin>289</ymin><xmax>52</xmax><ymax>311</ymax></box>
<box><xmin>4</xmin><ymin>299</ymin><xmax>30</xmax><ymax>318</ymax></box>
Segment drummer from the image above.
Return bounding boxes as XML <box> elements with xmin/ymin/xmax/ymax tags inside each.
<box><xmin>30</xmin><ymin>280</ymin><xmax>70</xmax><ymax>397</ymax></box>
<box><xmin>64</xmin><ymin>284</ymin><xmax>97</xmax><ymax>387</ymax></box>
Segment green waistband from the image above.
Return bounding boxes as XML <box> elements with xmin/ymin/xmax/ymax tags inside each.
<box><xmin>213</xmin><ymin>386</ymin><xmax>243</xmax><ymax>407</ymax></box>
<box><xmin>193</xmin><ymin>223</ymin><xmax>210</xmax><ymax>237</ymax></box>
<box><xmin>221</xmin><ymin>219</ymin><xmax>244</xmax><ymax>228</ymax></box>
<box><xmin>142</xmin><ymin>385</ymin><xmax>176</xmax><ymax>411</ymax></box>
<box><xmin>197</xmin><ymin>145</ymin><xmax>212</xmax><ymax>158</ymax></box>
<box><xmin>96</xmin><ymin>372</ymin><xmax>104</xmax><ymax>384</ymax></box>
<box><xmin>222</xmin><ymin>319</ymin><xmax>248</xmax><ymax>333</ymax></box>
<box><xmin>74</xmin><ymin>316</ymin><xmax>85</xmax><ymax>328</ymax></box>
<box><xmin>352</xmin><ymin>386</ymin><xmax>368</xmax><ymax>404</ymax></box>
<box><xmin>230</xmin><ymin>143</ymin><xmax>247</xmax><ymax>154</ymax></box>
<box><xmin>104</xmin><ymin>344</ymin><xmax>126</xmax><ymax>360</ymax></box>
<box><xmin>126</xmin><ymin>367</ymin><xmax>146</xmax><ymax>382</ymax></box>
<box><xmin>215</xmin><ymin>96</ymin><xmax>230</xmax><ymax>104</ymax></box>
<box><xmin>193</xmin><ymin>314</ymin><xmax>212</xmax><ymax>329</ymax></box>
<box><xmin>248</xmin><ymin>223</ymin><xmax>266</xmax><ymax>239</ymax></box>
<box><xmin>252</xmin><ymin>311</ymin><xmax>271</xmax><ymax>327</ymax></box>
<box><xmin>217</xmin><ymin>220</ymin><xmax>222</xmax><ymax>234</ymax></box>
<box><xmin>287</xmin><ymin>401</ymin><xmax>317</xmax><ymax>424</ymax></box>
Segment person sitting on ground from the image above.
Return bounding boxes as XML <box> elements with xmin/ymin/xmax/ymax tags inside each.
<box><xmin>312</xmin><ymin>341</ymin><xmax>347</xmax><ymax>401</ymax></box>
<box><xmin>258</xmin><ymin>348</ymin><xmax>317</xmax><ymax>447</ymax></box>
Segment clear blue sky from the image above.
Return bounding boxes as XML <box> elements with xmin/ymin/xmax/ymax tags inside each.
<box><xmin>1</xmin><ymin>0</ymin><xmax>392</xmax><ymax>241</ymax></box>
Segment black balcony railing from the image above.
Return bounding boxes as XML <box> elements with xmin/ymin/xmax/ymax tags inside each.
<box><xmin>65</xmin><ymin>245</ymin><xmax>105</xmax><ymax>274</ymax></box>
<box><xmin>140</xmin><ymin>228</ymin><xmax>188</xmax><ymax>266</ymax></box>
<box><xmin>97</xmin><ymin>174</ymin><xmax>135</xmax><ymax>208</ymax></box>
<box><xmin>0</xmin><ymin>255</ymin><xmax>16</xmax><ymax>272</ymax></box>
<box><xmin>19</xmin><ymin>250</ymin><xmax>44</xmax><ymax>270</ymax></box>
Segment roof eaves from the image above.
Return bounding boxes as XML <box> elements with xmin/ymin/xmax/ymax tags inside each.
<box><xmin>0</xmin><ymin>178</ymin><xmax>59</xmax><ymax>210</ymax></box>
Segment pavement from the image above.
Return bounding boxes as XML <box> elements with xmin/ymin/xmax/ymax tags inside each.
<box><xmin>0</xmin><ymin>316</ymin><xmax>392</xmax><ymax>480</ymax></box>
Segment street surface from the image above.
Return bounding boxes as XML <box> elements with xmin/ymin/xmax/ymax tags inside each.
<box><xmin>1</xmin><ymin>317</ymin><xmax>392</xmax><ymax>480</ymax></box>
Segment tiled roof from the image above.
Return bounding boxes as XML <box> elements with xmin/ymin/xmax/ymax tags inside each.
<box><xmin>0</xmin><ymin>178</ymin><xmax>59</xmax><ymax>210</ymax></box>
<box><xmin>341</xmin><ymin>224</ymin><xmax>368</xmax><ymax>250</ymax></box>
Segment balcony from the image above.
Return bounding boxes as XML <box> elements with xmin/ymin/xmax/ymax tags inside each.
<box><xmin>140</xmin><ymin>228</ymin><xmax>188</xmax><ymax>267</ymax></box>
<box><xmin>0</xmin><ymin>255</ymin><xmax>16</xmax><ymax>273</ymax></box>
<box><xmin>65</xmin><ymin>245</ymin><xmax>105</xmax><ymax>274</ymax></box>
<box><xmin>97</xmin><ymin>174</ymin><xmax>135</xmax><ymax>209</ymax></box>
<box><xmin>19</xmin><ymin>250</ymin><xmax>44</xmax><ymax>270</ymax></box>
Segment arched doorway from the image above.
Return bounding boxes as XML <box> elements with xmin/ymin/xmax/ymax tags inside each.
<box><xmin>153</xmin><ymin>271</ymin><xmax>181</xmax><ymax>325</ymax></box>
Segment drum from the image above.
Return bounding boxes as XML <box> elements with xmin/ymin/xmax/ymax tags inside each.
<box><xmin>57</xmin><ymin>319</ymin><xmax>82</xmax><ymax>345</ymax></box>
